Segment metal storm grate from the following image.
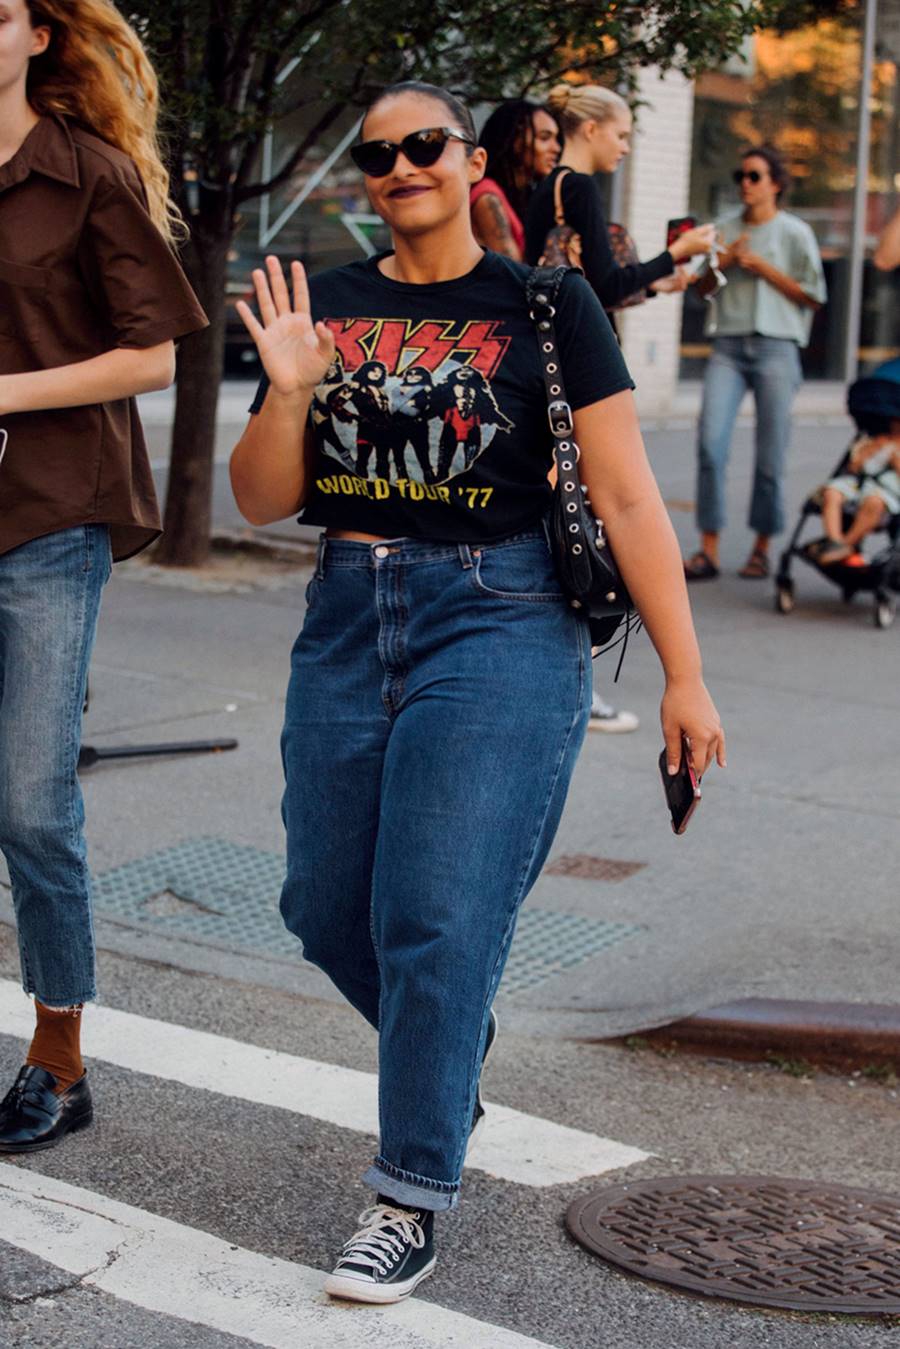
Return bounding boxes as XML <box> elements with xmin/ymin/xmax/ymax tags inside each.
<box><xmin>92</xmin><ymin>838</ymin><xmax>642</xmax><ymax>995</ymax></box>
<box><xmin>545</xmin><ymin>855</ymin><xmax>647</xmax><ymax>882</ymax></box>
<box><xmin>567</xmin><ymin>1176</ymin><xmax>900</xmax><ymax>1315</ymax></box>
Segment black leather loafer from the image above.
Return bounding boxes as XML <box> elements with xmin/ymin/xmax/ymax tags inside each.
<box><xmin>0</xmin><ymin>1065</ymin><xmax>93</xmax><ymax>1153</ymax></box>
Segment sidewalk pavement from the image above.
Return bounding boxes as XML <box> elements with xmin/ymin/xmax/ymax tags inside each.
<box><xmin>3</xmin><ymin>384</ymin><xmax>894</xmax><ymax>1046</ymax></box>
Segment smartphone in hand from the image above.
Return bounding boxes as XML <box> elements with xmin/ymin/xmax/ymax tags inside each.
<box><xmin>659</xmin><ymin>736</ymin><xmax>701</xmax><ymax>835</ymax></box>
<box><xmin>666</xmin><ymin>216</ymin><xmax>697</xmax><ymax>249</ymax></box>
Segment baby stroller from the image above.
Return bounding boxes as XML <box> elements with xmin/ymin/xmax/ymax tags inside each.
<box><xmin>775</xmin><ymin>358</ymin><xmax>900</xmax><ymax>629</ymax></box>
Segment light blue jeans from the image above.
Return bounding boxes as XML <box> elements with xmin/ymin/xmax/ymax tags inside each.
<box><xmin>0</xmin><ymin>526</ymin><xmax>110</xmax><ymax>1007</ymax></box>
<box><xmin>279</xmin><ymin>528</ymin><xmax>590</xmax><ymax>1210</ymax></box>
<box><xmin>696</xmin><ymin>334</ymin><xmax>803</xmax><ymax>536</ymax></box>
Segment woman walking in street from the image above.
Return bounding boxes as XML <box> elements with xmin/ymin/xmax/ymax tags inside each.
<box><xmin>525</xmin><ymin>84</ymin><xmax>714</xmax><ymax>314</ymax></box>
<box><xmin>231</xmin><ymin>79</ymin><xmax>725</xmax><ymax>1306</ymax></box>
<box><xmin>683</xmin><ymin>144</ymin><xmax>826</xmax><ymax>581</ymax></box>
<box><xmin>470</xmin><ymin>99</ymin><xmax>560</xmax><ymax>260</ymax></box>
<box><xmin>0</xmin><ymin>0</ymin><xmax>206</xmax><ymax>1154</ymax></box>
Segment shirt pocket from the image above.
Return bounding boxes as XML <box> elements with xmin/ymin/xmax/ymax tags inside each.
<box><xmin>0</xmin><ymin>257</ymin><xmax>51</xmax><ymax>339</ymax></box>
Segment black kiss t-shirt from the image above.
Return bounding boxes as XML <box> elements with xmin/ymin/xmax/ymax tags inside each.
<box><xmin>248</xmin><ymin>250</ymin><xmax>634</xmax><ymax>542</ymax></box>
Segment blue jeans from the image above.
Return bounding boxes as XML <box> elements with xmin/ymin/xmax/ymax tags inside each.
<box><xmin>696</xmin><ymin>335</ymin><xmax>803</xmax><ymax>536</ymax></box>
<box><xmin>280</xmin><ymin>528</ymin><xmax>590</xmax><ymax>1210</ymax></box>
<box><xmin>0</xmin><ymin>526</ymin><xmax>110</xmax><ymax>1007</ymax></box>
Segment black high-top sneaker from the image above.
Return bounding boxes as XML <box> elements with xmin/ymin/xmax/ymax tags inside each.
<box><xmin>468</xmin><ymin>1007</ymin><xmax>498</xmax><ymax>1154</ymax></box>
<box><xmin>324</xmin><ymin>1202</ymin><xmax>436</xmax><ymax>1304</ymax></box>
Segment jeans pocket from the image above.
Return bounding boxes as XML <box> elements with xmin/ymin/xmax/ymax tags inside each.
<box><xmin>469</xmin><ymin>540</ymin><xmax>565</xmax><ymax>602</ymax></box>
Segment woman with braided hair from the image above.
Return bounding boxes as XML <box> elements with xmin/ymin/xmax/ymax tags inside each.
<box><xmin>470</xmin><ymin>99</ymin><xmax>560</xmax><ymax>260</ymax></box>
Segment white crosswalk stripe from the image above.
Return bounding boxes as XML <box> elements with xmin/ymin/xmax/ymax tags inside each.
<box><xmin>0</xmin><ymin>977</ymin><xmax>652</xmax><ymax>1345</ymax></box>
<box><xmin>0</xmin><ymin>979</ymin><xmax>651</xmax><ymax>1186</ymax></box>
<box><xmin>0</xmin><ymin>1163</ymin><xmax>559</xmax><ymax>1348</ymax></box>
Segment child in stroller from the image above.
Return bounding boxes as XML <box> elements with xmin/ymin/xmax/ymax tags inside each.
<box><xmin>775</xmin><ymin>357</ymin><xmax>900</xmax><ymax>628</ymax></box>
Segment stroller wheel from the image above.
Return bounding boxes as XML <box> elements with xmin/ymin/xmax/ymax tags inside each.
<box><xmin>874</xmin><ymin>594</ymin><xmax>896</xmax><ymax>629</ymax></box>
<box><xmin>775</xmin><ymin>581</ymin><xmax>794</xmax><ymax>614</ymax></box>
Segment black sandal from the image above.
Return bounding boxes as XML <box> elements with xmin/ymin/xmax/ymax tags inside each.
<box><xmin>683</xmin><ymin>551</ymin><xmax>720</xmax><ymax>581</ymax></box>
<box><xmin>738</xmin><ymin>548</ymin><xmax>770</xmax><ymax>579</ymax></box>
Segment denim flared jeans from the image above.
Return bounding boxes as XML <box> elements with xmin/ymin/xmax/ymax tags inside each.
<box><xmin>279</xmin><ymin>528</ymin><xmax>590</xmax><ymax>1210</ymax></box>
<box><xmin>696</xmin><ymin>334</ymin><xmax>803</xmax><ymax>537</ymax></box>
<box><xmin>0</xmin><ymin>525</ymin><xmax>110</xmax><ymax>1007</ymax></box>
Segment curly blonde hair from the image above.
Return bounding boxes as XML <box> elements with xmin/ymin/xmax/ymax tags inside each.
<box><xmin>25</xmin><ymin>0</ymin><xmax>185</xmax><ymax>244</ymax></box>
<box><xmin>546</xmin><ymin>84</ymin><xmax>629</xmax><ymax>140</ymax></box>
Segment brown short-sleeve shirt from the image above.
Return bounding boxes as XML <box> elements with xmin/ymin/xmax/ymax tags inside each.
<box><xmin>0</xmin><ymin>115</ymin><xmax>208</xmax><ymax>561</ymax></box>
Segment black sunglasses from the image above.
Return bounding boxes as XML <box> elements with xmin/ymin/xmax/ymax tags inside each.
<box><xmin>733</xmin><ymin>168</ymin><xmax>765</xmax><ymax>184</ymax></box>
<box><xmin>350</xmin><ymin>126</ymin><xmax>474</xmax><ymax>177</ymax></box>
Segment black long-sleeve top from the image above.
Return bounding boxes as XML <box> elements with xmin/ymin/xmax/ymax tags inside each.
<box><xmin>525</xmin><ymin>166</ymin><xmax>675</xmax><ymax>308</ymax></box>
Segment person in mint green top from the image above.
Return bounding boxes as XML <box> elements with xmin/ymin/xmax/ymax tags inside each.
<box><xmin>684</xmin><ymin>144</ymin><xmax>826</xmax><ymax>581</ymax></box>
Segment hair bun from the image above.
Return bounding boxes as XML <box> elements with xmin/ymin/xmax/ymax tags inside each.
<box><xmin>547</xmin><ymin>83</ymin><xmax>572</xmax><ymax>111</ymax></box>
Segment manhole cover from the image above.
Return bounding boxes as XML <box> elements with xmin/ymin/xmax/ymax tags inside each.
<box><xmin>567</xmin><ymin>1176</ymin><xmax>900</xmax><ymax>1314</ymax></box>
<box><xmin>545</xmin><ymin>855</ymin><xmax>646</xmax><ymax>882</ymax></box>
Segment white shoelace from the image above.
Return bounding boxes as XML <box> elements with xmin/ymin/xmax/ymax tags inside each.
<box><xmin>334</xmin><ymin>1204</ymin><xmax>426</xmax><ymax>1277</ymax></box>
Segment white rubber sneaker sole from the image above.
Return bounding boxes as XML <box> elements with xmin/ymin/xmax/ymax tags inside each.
<box><xmin>324</xmin><ymin>1255</ymin><xmax>437</xmax><ymax>1304</ymax></box>
<box><xmin>587</xmin><ymin>712</ymin><xmax>639</xmax><ymax>733</ymax></box>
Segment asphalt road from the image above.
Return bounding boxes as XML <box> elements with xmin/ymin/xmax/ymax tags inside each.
<box><xmin>1</xmin><ymin>385</ymin><xmax>898</xmax><ymax>1347</ymax></box>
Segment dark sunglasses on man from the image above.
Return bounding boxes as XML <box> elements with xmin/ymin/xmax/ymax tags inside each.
<box><xmin>733</xmin><ymin>168</ymin><xmax>766</xmax><ymax>185</ymax></box>
<box><xmin>350</xmin><ymin>126</ymin><xmax>475</xmax><ymax>178</ymax></box>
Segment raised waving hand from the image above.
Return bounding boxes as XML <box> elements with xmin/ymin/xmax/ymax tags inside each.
<box><xmin>236</xmin><ymin>256</ymin><xmax>335</xmax><ymax>397</ymax></box>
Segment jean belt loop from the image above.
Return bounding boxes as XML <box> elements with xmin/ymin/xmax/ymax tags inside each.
<box><xmin>314</xmin><ymin>534</ymin><xmax>327</xmax><ymax>580</ymax></box>
<box><xmin>458</xmin><ymin>542</ymin><xmax>474</xmax><ymax>570</ymax></box>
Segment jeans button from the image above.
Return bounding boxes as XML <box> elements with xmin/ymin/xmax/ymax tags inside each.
<box><xmin>374</xmin><ymin>545</ymin><xmax>389</xmax><ymax>559</ymax></box>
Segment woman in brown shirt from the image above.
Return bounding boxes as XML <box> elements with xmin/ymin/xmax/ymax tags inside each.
<box><xmin>0</xmin><ymin>0</ymin><xmax>206</xmax><ymax>1154</ymax></box>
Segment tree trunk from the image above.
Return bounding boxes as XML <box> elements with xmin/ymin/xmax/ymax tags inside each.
<box><xmin>154</xmin><ymin>223</ymin><xmax>231</xmax><ymax>568</ymax></box>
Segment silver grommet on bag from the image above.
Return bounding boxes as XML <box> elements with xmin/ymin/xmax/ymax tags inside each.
<box><xmin>550</xmin><ymin>384</ymin><xmax>561</xmax><ymax>395</ymax></box>
<box><xmin>536</xmin><ymin>292</ymin><xmax>548</xmax><ymax>303</ymax></box>
<box><xmin>572</xmin><ymin>543</ymin><xmax>583</xmax><ymax>554</ymax></box>
<box><xmin>559</xmin><ymin>441</ymin><xmax>570</xmax><ymax>451</ymax></box>
<box><xmin>571</xmin><ymin>598</ymin><xmax>582</xmax><ymax>608</ymax></box>
<box><xmin>547</xmin><ymin>362</ymin><xmax>558</xmax><ymax>373</ymax></box>
<box><xmin>543</xmin><ymin>342</ymin><xmax>553</xmax><ymax>352</ymax></box>
<box><xmin>566</xmin><ymin>502</ymin><xmax>577</xmax><ymax>512</ymax></box>
<box><xmin>606</xmin><ymin>591</ymin><xmax>617</xmax><ymax>602</ymax></box>
<box><xmin>564</xmin><ymin>482</ymin><xmax>575</xmax><ymax>492</ymax></box>
<box><xmin>562</xmin><ymin>461</ymin><xmax>572</xmax><ymax>471</ymax></box>
<box><xmin>569</xmin><ymin>522</ymin><xmax>579</xmax><ymax>533</ymax></box>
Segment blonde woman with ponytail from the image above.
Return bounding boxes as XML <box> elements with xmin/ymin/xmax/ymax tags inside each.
<box><xmin>526</xmin><ymin>83</ymin><xmax>715</xmax><ymax>313</ymax></box>
<box><xmin>0</xmin><ymin>0</ymin><xmax>206</xmax><ymax>1153</ymax></box>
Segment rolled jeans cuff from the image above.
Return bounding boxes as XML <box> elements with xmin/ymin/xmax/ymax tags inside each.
<box><xmin>363</xmin><ymin>1158</ymin><xmax>460</xmax><ymax>1212</ymax></box>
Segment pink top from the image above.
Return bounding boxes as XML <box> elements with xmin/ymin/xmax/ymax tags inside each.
<box><xmin>470</xmin><ymin>177</ymin><xmax>525</xmax><ymax>257</ymax></box>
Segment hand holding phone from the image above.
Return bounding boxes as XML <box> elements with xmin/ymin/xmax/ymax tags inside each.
<box><xmin>659</xmin><ymin>735</ymin><xmax>701</xmax><ymax>835</ymax></box>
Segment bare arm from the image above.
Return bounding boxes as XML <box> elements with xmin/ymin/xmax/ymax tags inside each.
<box><xmin>573</xmin><ymin>389</ymin><xmax>726</xmax><ymax>775</ymax></box>
<box><xmin>229</xmin><ymin>256</ymin><xmax>335</xmax><ymax>526</ymax></box>
<box><xmin>471</xmin><ymin>193</ymin><xmax>522</xmax><ymax>260</ymax></box>
<box><xmin>733</xmin><ymin>237</ymin><xmax>821</xmax><ymax>310</ymax></box>
<box><xmin>0</xmin><ymin>343</ymin><xmax>175</xmax><ymax>415</ymax></box>
<box><xmin>874</xmin><ymin>205</ymin><xmax>900</xmax><ymax>272</ymax></box>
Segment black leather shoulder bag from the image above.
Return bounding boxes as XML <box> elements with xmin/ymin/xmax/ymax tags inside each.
<box><xmin>526</xmin><ymin>264</ymin><xmax>639</xmax><ymax>668</ymax></box>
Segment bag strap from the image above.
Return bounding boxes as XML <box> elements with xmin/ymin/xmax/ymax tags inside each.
<box><xmin>552</xmin><ymin>169</ymin><xmax>571</xmax><ymax>228</ymax></box>
<box><xmin>526</xmin><ymin>265</ymin><xmax>595</xmax><ymax>588</ymax></box>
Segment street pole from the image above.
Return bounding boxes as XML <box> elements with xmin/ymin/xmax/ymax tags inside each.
<box><xmin>844</xmin><ymin>0</ymin><xmax>879</xmax><ymax>381</ymax></box>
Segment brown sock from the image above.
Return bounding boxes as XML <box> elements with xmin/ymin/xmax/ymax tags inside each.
<box><xmin>26</xmin><ymin>1001</ymin><xmax>84</xmax><ymax>1093</ymax></box>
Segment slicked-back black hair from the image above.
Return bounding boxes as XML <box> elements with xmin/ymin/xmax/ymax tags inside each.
<box><xmin>364</xmin><ymin>81</ymin><xmax>476</xmax><ymax>146</ymax></box>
